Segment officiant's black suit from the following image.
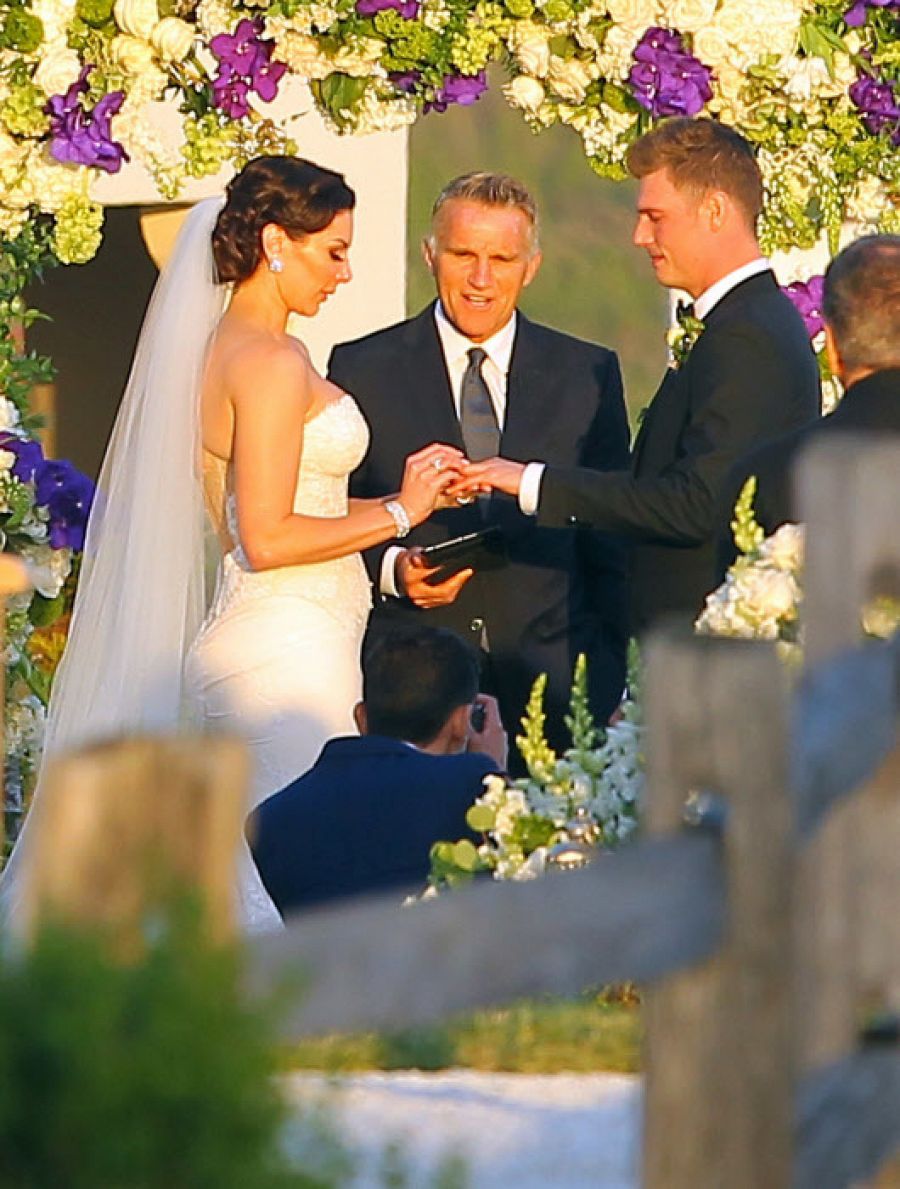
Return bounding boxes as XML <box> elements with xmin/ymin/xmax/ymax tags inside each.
<box><xmin>537</xmin><ymin>271</ymin><xmax>821</xmax><ymax>633</ymax></box>
<box><xmin>328</xmin><ymin>305</ymin><xmax>631</xmax><ymax>750</ymax></box>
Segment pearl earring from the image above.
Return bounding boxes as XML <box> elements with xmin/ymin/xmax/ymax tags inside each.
<box><xmin>269</xmin><ymin>257</ymin><xmax>283</xmax><ymax>274</ymax></box>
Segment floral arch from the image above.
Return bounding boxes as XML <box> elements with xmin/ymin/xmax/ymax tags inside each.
<box><xmin>0</xmin><ymin>0</ymin><xmax>897</xmax><ymax>791</ymax></box>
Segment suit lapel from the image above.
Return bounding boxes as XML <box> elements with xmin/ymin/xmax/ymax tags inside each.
<box><xmin>501</xmin><ymin>315</ymin><xmax>550</xmax><ymax>459</ymax></box>
<box><xmin>632</xmin><ymin>367</ymin><xmax>680</xmax><ymax>472</ymax></box>
<box><xmin>405</xmin><ymin>305</ymin><xmax>465</xmax><ymax>452</ymax></box>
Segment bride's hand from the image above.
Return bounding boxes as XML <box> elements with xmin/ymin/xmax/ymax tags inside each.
<box><xmin>398</xmin><ymin>443</ymin><xmax>466</xmax><ymax>524</ymax></box>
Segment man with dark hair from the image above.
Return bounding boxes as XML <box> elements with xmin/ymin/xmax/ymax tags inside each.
<box><xmin>724</xmin><ymin>235</ymin><xmax>900</xmax><ymax>534</ymax></box>
<box><xmin>460</xmin><ymin>119</ymin><xmax>821</xmax><ymax>634</ymax></box>
<box><xmin>328</xmin><ymin>171</ymin><xmax>631</xmax><ymax>762</ymax></box>
<box><xmin>247</xmin><ymin>626</ymin><xmax>506</xmax><ymax>917</ymax></box>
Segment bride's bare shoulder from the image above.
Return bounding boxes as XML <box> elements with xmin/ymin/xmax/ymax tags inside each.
<box><xmin>223</xmin><ymin>331</ymin><xmax>312</xmax><ymax>407</ymax></box>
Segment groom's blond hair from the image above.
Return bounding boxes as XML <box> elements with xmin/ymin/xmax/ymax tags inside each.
<box><xmin>429</xmin><ymin>172</ymin><xmax>540</xmax><ymax>255</ymax></box>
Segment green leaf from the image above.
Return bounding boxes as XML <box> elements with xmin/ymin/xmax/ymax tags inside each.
<box><xmin>28</xmin><ymin>590</ymin><xmax>65</xmax><ymax>628</ymax></box>
<box><xmin>312</xmin><ymin>74</ymin><xmax>369</xmax><ymax>123</ymax></box>
<box><xmin>466</xmin><ymin>803</ymin><xmax>496</xmax><ymax>833</ymax></box>
<box><xmin>451</xmin><ymin>839</ymin><xmax>482</xmax><ymax>871</ymax></box>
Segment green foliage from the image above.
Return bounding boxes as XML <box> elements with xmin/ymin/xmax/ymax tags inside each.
<box><xmin>731</xmin><ymin>476</ymin><xmax>766</xmax><ymax>557</ymax></box>
<box><xmin>0</xmin><ymin>912</ymin><xmax>350</xmax><ymax>1188</ymax></box>
<box><xmin>75</xmin><ymin>0</ymin><xmax>115</xmax><ymax>28</ymax></box>
<box><xmin>428</xmin><ymin>838</ymin><xmax>487</xmax><ymax>887</ymax></box>
<box><xmin>0</xmin><ymin>223</ymin><xmax>56</xmax><ymax>428</ymax></box>
<box><xmin>0</xmin><ymin>7</ymin><xmax>43</xmax><ymax>52</ymax></box>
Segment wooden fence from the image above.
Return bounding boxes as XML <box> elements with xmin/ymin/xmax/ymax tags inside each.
<box><xmin>19</xmin><ymin>435</ymin><xmax>900</xmax><ymax>1188</ymax></box>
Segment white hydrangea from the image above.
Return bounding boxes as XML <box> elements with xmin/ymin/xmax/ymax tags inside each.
<box><xmin>270</xmin><ymin>29</ymin><xmax>333</xmax><ymax>78</ymax></box>
<box><xmin>595</xmin><ymin>23</ymin><xmax>643</xmax><ymax>81</ymax></box>
<box><xmin>579</xmin><ymin>106</ymin><xmax>635</xmax><ymax>154</ymax></box>
<box><xmin>196</xmin><ymin>0</ymin><xmax>232</xmax><ymax>40</ymax></box>
<box><xmin>344</xmin><ymin>86</ymin><xmax>417</xmax><ymax>134</ymax></box>
<box><xmin>509</xmin><ymin>22</ymin><xmax>551</xmax><ymax>77</ymax></box>
<box><xmin>712</xmin><ymin>0</ymin><xmax>803</xmax><ymax>67</ymax></box>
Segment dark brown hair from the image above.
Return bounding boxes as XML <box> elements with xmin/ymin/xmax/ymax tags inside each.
<box><xmin>824</xmin><ymin>234</ymin><xmax>900</xmax><ymax>374</ymax></box>
<box><xmin>212</xmin><ymin>156</ymin><xmax>355</xmax><ymax>284</ymax></box>
<box><xmin>627</xmin><ymin>118</ymin><xmax>763</xmax><ymax>227</ymax></box>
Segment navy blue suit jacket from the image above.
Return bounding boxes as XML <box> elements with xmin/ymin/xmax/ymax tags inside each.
<box><xmin>247</xmin><ymin>735</ymin><xmax>498</xmax><ymax>917</ymax></box>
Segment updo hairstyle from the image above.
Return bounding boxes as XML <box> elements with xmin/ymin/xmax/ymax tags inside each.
<box><xmin>212</xmin><ymin>156</ymin><xmax>356</xmax><ymax>285</ymax></box>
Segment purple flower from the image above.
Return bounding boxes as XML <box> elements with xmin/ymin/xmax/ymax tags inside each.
<box><xmin>46</xmin><ymin>67</ymin><xmax>128</xmax><ymax>174</ymax></box>
<box><xmin>34</xmin><ymin>459</ymin><xmax>95</xmax><ymax>552</ymax></box>
<box><xmin>784</xmin><ymin>276</ymin><xmax>826</xmax><ymax>338</ymax></box>
<box><xmin>628</xmin><ymin>27</ymin><xmax>713</xmax><ymax>118</ymax></box>
<box><xmin>389</xmin><ymin>70</ymin><xmax>422</xmax><ymax>94</ymax></box>
<box><xmin>850</xmin><ymin>70</ymin><xmax>900</xmax><ymax>143</ymax></box>
<box><xmin>425</xmin><ymin>70</ymin><xmax>488</xmax><ymax>113</ymax></box>
<box><xmin>210</xmin><ymin>18</ymin><xmax>286</xmax><ymax>114</ymax></box>
<box><xmin>844</xmin><ymin>0</ymin><xmax>900</xmax><ymax>26</ymax></box>
<box><xmin>357</xmin><ymin>0</ymin><xmax>420</xmax><ymax>16</ymax></box>
<box><xmin>0</xmin><ymin>432</ymin><xmax>45</xmax><ymax>484</ymax></box>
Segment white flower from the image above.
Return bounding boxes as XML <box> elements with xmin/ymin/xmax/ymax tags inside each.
<box><xmin>111</xmin><ymin>34</ymin><xmax>156</xmax><ymax>75</ymax></box>
<box><xmin>847</xmin><ymin>175</ymin><xmax>889</xmax><ymax>226</ymax></box>
<box><xmin>691</xmin><ymin>25</ymin><xmax>732</xmax><ymax>70</ymax></box>
<box><xmin>0</xmin><ymin>449</ymin><xmax>16</xmax><ymax>474</ymax></box>
<box><xmin>780</xmin><ymin>55</ymin><xmax>843</xmax><ymax>103</ymax></box>
<box><xmin>668</xmin><ymin>0</ymin><xmax>718</xmax><ymax>33</ymax></box>
<box><xmin>151</xmin><ymin>16</ymin><xmax>195</xmax><ymax>63</ymax></box>
<box><xmin>547</xmin><ymin>56</ymin><xmax>592</xmax><ymax>104</ymax></box>
<box><xmin>604</xmin><ymin>0</ymin><xmax>661</xmax><ymax>33</ymax></box>
<box><xmin>759</xmin><ymin>523</ymin><xmax>804</xmax><ymax>572</ymax></box>
<box><xmin>33</xmin><ymin>48</ymin><xmax>82</xmax><ymax>98</ymax></box>
<box><xmin>114</xmin><ymin>0</ymin><xmax>159</xmax><ymax>39</ymax></box>
<box><xmin>0</xmin><ymin>398</ymin><xmax>20</xmax><ymax>432</ymax></box>
<box><xmin>596</xmin><ymin>23</ymin><xmax>643</xmax><ymax>81</ymax></box>
<box><xmin>510</xmin><ymin>23</ymin><xmax>551</xmax><ymax>77</ymax></box>
<box><xmin>22</xmin><ymin>542</ymin><xmax>72</xmax><ymax>599</ymax></box>
<box><xmin>733</xmin><ymin>567</ymin><xmax>799</xmax><ymax>624</ymax></box>
<box><xmin>505</xmin><ymin>75</ymin><xmax>546</xmax><ymax>113</ymax></box>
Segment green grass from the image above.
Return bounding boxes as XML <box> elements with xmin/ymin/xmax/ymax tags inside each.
<box><xmin>280</xmin><ymin>991</ymin><xmax>642</xmax><ymax>1076</ymax></box>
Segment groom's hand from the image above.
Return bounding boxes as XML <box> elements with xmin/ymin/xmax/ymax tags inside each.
<box><xmin>452</xmin><ymin>457</ymin><xmax>526</xmax><ymax>499</ymax></box>
<box><xmin>397</xmin><ymin>547</ymin><xmax>473</xmax><ymax>608</ymax></box>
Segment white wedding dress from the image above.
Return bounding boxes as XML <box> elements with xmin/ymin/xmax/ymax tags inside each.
<box><xmin>185</xmin><ymin>392</ymin><xmax>372</xmax><ymax>931</ymax></box>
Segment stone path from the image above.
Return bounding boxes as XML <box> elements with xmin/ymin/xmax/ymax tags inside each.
<box><xmin>285</xmin><ymin>1070</ymin><xmax>642</xmax><ymax>1188</ymax></box>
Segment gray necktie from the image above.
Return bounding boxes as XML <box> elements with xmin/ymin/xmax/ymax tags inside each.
<box><xmin>460</xmin><ymin>347</ymin><xmax>500</xmax><ymax>462</ymax></box>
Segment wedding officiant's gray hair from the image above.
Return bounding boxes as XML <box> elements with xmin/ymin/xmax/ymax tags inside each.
<box><xmin>429</xmin><ymin>171</ymin><xmax>540</xmax><ymax>255</ymax></box>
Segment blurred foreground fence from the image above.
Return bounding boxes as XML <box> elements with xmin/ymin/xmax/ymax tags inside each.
<box><xmin>18</xmin><ymin>435</ymin><xmax>900</xmax><ymax>1189</ymax></box>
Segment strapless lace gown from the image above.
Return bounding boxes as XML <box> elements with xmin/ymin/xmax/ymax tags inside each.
<box><xmin>185</xmin><ymin>394</ymin><xmax>372</xmax><ymax>931</ymax></box>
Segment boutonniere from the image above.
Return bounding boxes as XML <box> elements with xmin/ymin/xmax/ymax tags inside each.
<box><xmin>666</xmin><ymin>300</ymin><xmax>705</xmax><ymax>369</ymax></box>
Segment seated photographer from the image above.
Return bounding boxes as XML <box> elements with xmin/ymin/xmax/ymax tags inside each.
<box><xmin>247</xmin><ymin>625</ymin><xmax>507</xmax><ymax>918</ymax></box>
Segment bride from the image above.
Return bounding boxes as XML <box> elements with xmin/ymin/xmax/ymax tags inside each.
<box><xmin>1</xmin><ymin>156</ymin><xmax>462</xmax><ymax>929</ymax></box>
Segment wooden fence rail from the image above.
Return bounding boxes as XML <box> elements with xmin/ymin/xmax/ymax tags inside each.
<box><xmin>16</xmin><ymin>435</ymin><xmax>900</xmax><ymax>1187</ymax></box>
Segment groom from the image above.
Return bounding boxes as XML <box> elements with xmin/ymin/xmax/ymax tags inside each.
<box><xmin>460</xmin><ymin>119</ymin><xmax>821</xmax><ymax>633</ymax></box>
<box><xmin>328</xmin><ymin>172</ymin><xmax>631</xmax><ymax>757</ymax></box>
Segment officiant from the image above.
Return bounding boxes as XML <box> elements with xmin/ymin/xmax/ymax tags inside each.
<box><xmin>328</xmin><ymin>172</ymin><xmax>631</xmax><ymax>759</ymax></box>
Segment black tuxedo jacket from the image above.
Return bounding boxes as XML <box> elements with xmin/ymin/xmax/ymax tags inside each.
<box><xmin>724</xmin><ymin>367</ymin><xmax>900</xmax><ymax>542</ymax></box>
<box><xmin>328</xmin><ymin>306</ymin><xmax>632</xmax><ymax>752</ymax></box>
<box><xmin>248</xmin><ymin>735</ymin><xmax>496</xmax><ymax>916</ymax></box>
<box><xmin>538</xmin><ymin>271</ymin><xmax>821</xmax><ymax>633</ymax></box>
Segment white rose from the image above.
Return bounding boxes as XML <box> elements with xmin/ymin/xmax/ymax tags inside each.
<box><xmin>547</xmin><ymin>56</ymin><xmax>592</xmax><ymax>104</ymax></box>
<box><xmin>111</xmin><ymin>34</ymin><xmax>156</xmax><ymax>75</ymax></box>
<box><xmin>150</xmin><ymin>17</ymin><xmax>195</xmax><ymax>63</ymax></box>
<box><xmin>33</xmin><ymin>48</ymin><xmax>82</xmax><ymax>97</ymax></box>
<box><xmin>0</xmin><ymin>399</ymin><xmax>20</xmax><ymax>432</ymax></box>
<box><xmin>760</xmin><ymin>524</ymin><xmax>804</xmax><ymax>572</ymax></box>
<box><xmin>505</xmin><ymin>74</ymin><xmax>546</xmax><ymax>113</ymax></box>
<box><xmin>113</xmin><ymin>0</ymin><xmax>158</xmax><ymax>40</ymax></box>
<box><xmin>692</xmin><ymin>24</ymin><xmax>733</xmax><ymax>70</ymax></box>
<box><xmin>669</xmin><ymin>0</ymin><xmax>718</xmax><ymax>33</ymax></box>
<box><xmin>605</xmin><ymin>0</ymin><xmax>661</xmax><ymax>33</ymax></box>
<box><xmin>735</xmin><ymin>568</ymin><xmax>799</xmax><ymax>622</ymax></box>
<box><xmin>511</xmin><ymin>24</ymin><xmax>551</xmax><ymax>77</ymax></box>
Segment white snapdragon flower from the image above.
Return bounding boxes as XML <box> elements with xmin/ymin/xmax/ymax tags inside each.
<box><xmin>547</xmin><ymin>56</ymin><xmax>593</xmax><ymax>104</ymax></box>
<box><xmin>33</xmin><ymin>48</ymin><xmax>82</xmax><ymax>97</ymax></box>
<box><xmin>510</xmin><ymin>22</ymin><xmax>551</xmax><ymax>77</ymax></box>
<box><xmin>505</xmin><ymin>75</ymin><xmax>546</xmax><ymax>114</ymax></box>
<box><xmin>151</xmin><ymin>17</ymin><xmax>195</xmax><ymax>63</ymax></box>
<box><xmin>760</xmin><ymin>523</ymin><xmax>804</xmax><ymax>572</ymax></box>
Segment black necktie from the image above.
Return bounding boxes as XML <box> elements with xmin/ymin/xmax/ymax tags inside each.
<box><xmin>460</xmin><ymin>347</ymin><xmax>500</xmax><ymax>462</ymax></box>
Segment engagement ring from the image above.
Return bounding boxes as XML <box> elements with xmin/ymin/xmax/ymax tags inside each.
<box><xmin>432</xmin><ymin>456</ymin><xmax>445</xmax><ymax>472</ymax></box>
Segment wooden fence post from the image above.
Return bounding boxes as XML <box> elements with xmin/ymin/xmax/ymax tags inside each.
<box><xmin>642</xmin><ymin>628</ymin><xmax>794</xmax><ymax>1189</ymax></box>
<box><xmin>795</xmin><ymin>436</ymin><xmax>900</xmax><ymax>1073</ymax></box>
<box><xmin>19</xmin><ymin>734</ymin><xmax>248</xmax><ymax>944</ymax></box>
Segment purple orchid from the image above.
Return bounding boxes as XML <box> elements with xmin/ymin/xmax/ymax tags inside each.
<box><xmin>210</xmin><ymin>18</ymin><xmax>286</xmax><ymax>115</ymax></box>
<box><xmin>0</xmin><ymin>432</ymin><xmax>45</xmax><ymax>484</ymax></box>
<box><xmin>389</xmin><ymin>70</ymin><xmax>422</xmax><ymax>94</ymax></box>
<box><xmin>357</xmin><ymin>0</ymin><xmax>420</xmax><ymax>16</ymax></box>
<box><xmin>34</xmin><ymin>459</ymin><xmax>95</xmax><ymax>552</ymax></box>
<box><xmin>850</xmin><ymin>69</ymin><xmax>900</xmax><ymax>143</ymax></box>
<box><xmin>425</xmin><ymin>70</ymin><xmax>488</xmax><ymax>113</ymax></box>
<box><xmin>844</xmin><ymin>0</ymin><xmax>900</xmax><ymax>26</ymax></box>
<box><xmin>784</xmin><ymin>276</ymin><xmax>826</xmax><ymax>338</ymax></box>
<box><xmin>628</xmin><ymin>27</ymin><xmax>713</xmax><ymax>118</ymax></box>
<box><xmin>46</xmin><ymin>67</ymin><xmax>128</xmax><ymax>174</ymax></box>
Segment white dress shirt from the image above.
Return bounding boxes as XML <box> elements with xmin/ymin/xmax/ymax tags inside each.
<box><xmin>381</xmin><ymin>305</ymin><xmax>517</xmax><ymax>597</ymax></box>
<box><xmin>517</xmin><ymin>258</ymin><xmax>772</xmax><ymax>516</ymax></box>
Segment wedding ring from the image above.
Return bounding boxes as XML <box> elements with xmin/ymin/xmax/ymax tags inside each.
<box><xmin>455</xmin><ymin>495</ymin><xmax>475</xmax><ymax>506</ymax></box>
<box><xmin>432</xmin><ymin>456</ymin><xmax>445</xmax><ymax>472</ymax></box>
